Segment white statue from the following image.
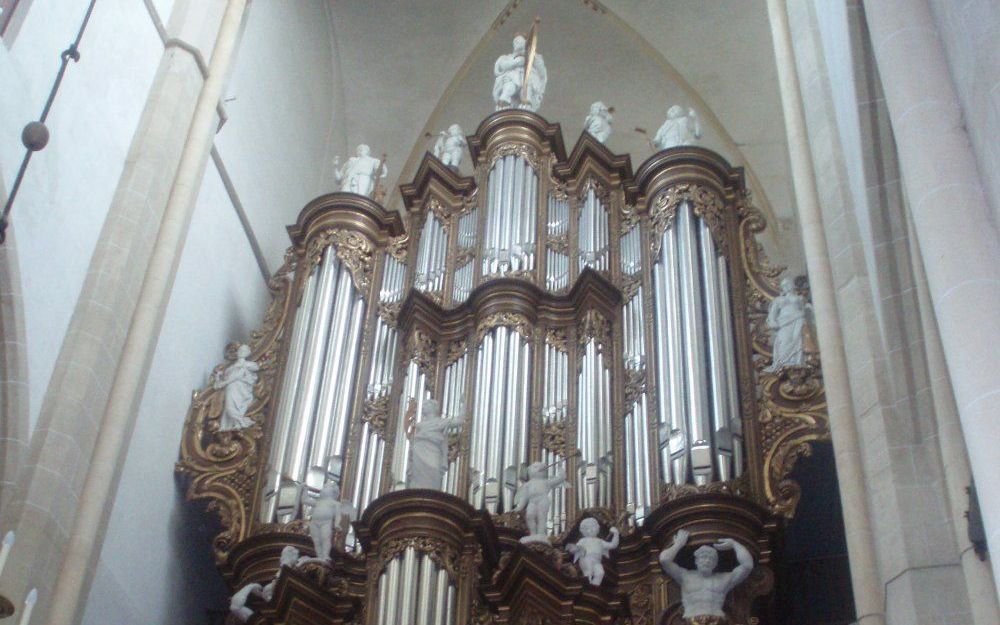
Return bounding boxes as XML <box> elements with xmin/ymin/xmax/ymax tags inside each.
<box><xmin>229</xmin><ymin>545</ymin><xmax>301</xmax><ymax>622</ymax></box>
<box><xmin>213</xmin><ymin>344</ymin><xmax>258</xmax><ymax>431</ymax></box>
<box><xmin>654</xmin><ymin>105</ymin><xmax>702</xmax><ymax>150</ymax></box>
<box><xmin>566</xmin><ymin>517</ymin><xmax>619</xmax><ymax>586</ymax></box>
<box><xmin>333</xmin><ymin>144</ymin><xmax>387</xmax><ymax>198</ymax></box>
<box><xmin>658</xmin><ymin>530</ymin><xmax>753</xmax><ymax>620</ymax></box>
<box><xmin>513</xmin><ymin>461</ymin><xmax>567</xmax><ymax>543</ymax></box>
<box><xmin>433</xmin><ymin>124</ymin><xmax>466</xmax><ymax>170</ymax></box>
<box><xmin>492</xmin><ymin>34</ymin><xmax>547</xmax><ymax>112</ymax></box>
<box><xmin>306</xmin><ymin>482</ymin><xmax>357</xmax><ymax>562</ymax></box>
<box><xmin>584</xmin><ymin>101</ymin><xmax>613</xmax><ymax>144</ymax></box>
<box><xmin>765</xmin><ymin>278</ymin><xmax>812</xmax><ymax>372</ymax></box>
<box><xmin>405</xmin><ymin>399</ymin><xmax>464</xmax><ymax>490</ymax></box>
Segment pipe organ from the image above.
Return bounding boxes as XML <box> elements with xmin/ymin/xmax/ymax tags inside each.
<box><xmin>178</xmin><ymin>109</ymin><xmax>831</xmax><ymax>625</ymax></box>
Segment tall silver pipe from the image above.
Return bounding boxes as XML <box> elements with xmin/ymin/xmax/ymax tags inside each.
<box><xmin>509</xmin><ymin>157</ymin><xmax>523</xmax><ymax>271</ymax></box>
<box><xmin>284</xmin><ymin>249</ymin><xmax>339</xmax><ymax>484</ymax></box>
<box><xmin>653</xmin><ymin>222</ymin><xmax>688</xmax><ymax>485</ymax></box>
<box><xmin>516</xmin><ymin>337</ymin><xmax>531</xmax><ymax>497</ymax></box>
<box><xmin>432</xmin><ymin>569</ymin><xmax>450</xmax><ymax>625</ymax></box>
<box><xmin>487</xmin><ymin>328</ymin><xmax>507</xmax><ymax>511</ymax></box>
<box><xmin>382</xmin><ymin>557</ymin><xmax>401</xmax><ymax>625</ymax></box>
<box><xmin>717</xmin><ymin>253</ymin><xmax>743</xmax><ymax>477</ymax></box>
<box><xmin>677</xmin><ymin>202</ymin><xmax>712</xmax><ymax>484</ymax></box>
<box><xmin>377</xmin><ymin>556</ymin><xmax>388</xmax><ymax>625</ymax></box>
<box><xmin>700</xmin><ymin>221</ymin><xmax>732</xmax><ymax>481</ymax></box>
<box><xmin>471</xmin><ymin>334</ymin><xmax>493</xmax><ymax>505</ymax></box>
<box><xmin>328</xmin><ymin>296</ymin><xmax>365</xmax><ymax>459</ymax></box>
<box><xmin>415</xmin><ymin>555</ymin><xmax>436</xmax><ymax>625</ymax></box>
<box><xmin>444</xmin><ymin>581</ymin><xmax>456</xmax><ymax>625</ymax></box>
<box><xmin>398</xmin><ymin>548</ymin><xmax>418</xmax><ymax>623</ymax></box>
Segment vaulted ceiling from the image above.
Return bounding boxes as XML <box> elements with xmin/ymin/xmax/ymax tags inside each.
<box><xmin>327</xmin><ymin>0</ymin><xmax>803</xmax><ymax>272</ymax></box>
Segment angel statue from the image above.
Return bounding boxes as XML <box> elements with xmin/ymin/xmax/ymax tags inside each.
<box><xmin>659</xmin><ymin>529</ymin><xmax>753</xmax><ymax>621</ymax></box>
<box><xmin>514</xmin><ymin>460</ymin><xmax>567</xmax><ymax>543</ymax></box>
<box><xmin>493</xmin><ymin>32</ymin><xmax>547</xmax><ymax>112</ymax></box>
<box><xmin>305</xmin><ymin>481</ymin><xmax>357</xmax><ymax>562</ymax></box>
<box><xmin>213</xmin><ymin>343</ymin><xmax>258</xmax><ymax>431</ymax></box>
<box><xmin>433</xmin><ymin>124</ymin><xmax>466</xmax><ymax>170</ymax></box>
<box><xmin>230</xmin><ymin>545</ymin><xmax>301</xmax><ymax>622</ymax></box>
<box><xmin>584</xmin><ymin>101</ymin><xmax>614</xmax><ymax>143</ymax></box>
<box><xmin>566</xmin><ymin>517</ymin><xmax>619</xmax><ymax>586</ymax></box>
<box><xmin>405</xmin><ymin>398</ymin><xmax>465</xmax><ymax>490</ymax></box>
<box><xmin>333</xmin><ymin>144</ymin><xmax>387</xmax><ymax>198</ymax></box>
<box><xmin>765</xmin><ymin>277</ymin><xmax>813</xmax><ymax>372</ymax></box>
<box><xmin>654</xmin><ymin>104</ymin><xmax>702</xmax><ymax>150</ymax></box>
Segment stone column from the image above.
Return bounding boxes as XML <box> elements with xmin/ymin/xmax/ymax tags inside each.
<box><xmin>862</xmin><ymin>0</ymin><xmax>1000</xmax><ymax>594</ymax></box>
<box><xmin>766</xmin><ymin>1</ymin><xmax>885</xmax><ymax>623</ymax></box>
<box><xmin>41</xmin><ymin>3</ymin><xmax>248</xmax><ymax>623</ymax></box>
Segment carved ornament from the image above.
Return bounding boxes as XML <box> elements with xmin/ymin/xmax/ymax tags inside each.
<box><xmin>404</xmin><ymin>329</ymin><xmax>438</xmax><ymax>378</ymax></box>
<box><xmin>476</xmin><ymin>311</ymin><xmax>532</xmax><ymax>343</ymax></box>
<box><xmin>362</xmin><ymin>395</ymin><xmax>390</xmax><ymax>438</ymax></box>
<box><xmin>489</xmin><ymin>142</ymin><xmax>540</xmax><ymax>171</ymax></box>
<box><xmin>377</xmin><ymin>536</ymin><xmax>459</xmax><ymax>579</ymax></box>
<box><xmin>649</xmin><ymin>184</ymin><xmax>727</xmax><ymax>257</ymax></box>
<box><xmin>307</xmin><ymin>228</ymin><xmax>376</xmax><ymax>293</ymax></box>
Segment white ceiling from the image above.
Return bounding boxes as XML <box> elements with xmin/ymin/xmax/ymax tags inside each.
<box><xmin>327</xmin><ymin>0</ymin><xmax>803</xmax><ymax>272</ymax></box>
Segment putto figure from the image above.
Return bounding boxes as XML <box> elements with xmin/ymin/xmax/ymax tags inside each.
<box><xmin>765</xmin><ymin>277</ymin><xmax>812</xmax><ymax>372</ymax></box>
<box><xmin>433</xmin><ymin>124</ymin><xmax>467</xmax><ymax>170</ymax></box>
<box><xmin>229</xmin><ymin>545</ymin><xmax>301</xmax><ymax>622</ymax></box>
<box><xmin>658</xmin><ymin>529</ymin><xmax>753</xmax><ymax>621</ymax></box>
<box><xmin>566</xmin><ymin>517</ymin><xmax>619</xmax><ymax>586</ymax></box>
<box><xmin>405</xmin><ymin>398</ymin><xmax>464</xmax><ymax>490</ymax></box>
<box><xmin>213</xmin><ymin>343</ymin><xmax>258</xmax><ymax>431</ymax></box>
<box><xmin>492</xmin><ymin>34</ymin><xmax>547</xmax><ymax>112</ymax></box>
<box><xmin>584</xmin><ymin>101</ymin><xmax>613</xmax><ymax>143</ymax></box>
<box><xmin>654</xmin><ymin>104</ymin><xmax>702</xmax><ymax>150</ymax></box>
<box><xmin>333</xmin><ymin>144</ymin><xmax>387</xmax><ymax>198</ymax></box>
<box><xmin>306</xmin><ymin>482</ymin><xmax>357</xmax><ymax>562</ymax></box>
<box><xmin>514</xmin><ymin>461</ymin><xmax>567</xmax><ymax>543</ymax></box>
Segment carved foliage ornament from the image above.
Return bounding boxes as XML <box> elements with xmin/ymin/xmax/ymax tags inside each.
<box><xmin>307</xmin><ymin>228</ymin><xmax>376</xmax><ymax>293</ymax></box>
<box><xmin>476</xmin><ymin>311</ymin><xmax>532</xmax><ymax>343</ymax></box>
<box><xmin>649</xmin><ymin>184</ymin><xmax>727</xmax><ymax>257</ymax></box>
<box><xmin>577</xmin><ymin>309</ymin><xmax>611</xmax><ymax>355</ymax></box>
<box><xmin>405</xmin><ymin>329</ymin><xmax>438</xmax><ymax>378</ymax></box>
<box><xmin>489</xmin><ymin>142</ymin><xmax>540</xmax><ymax>171</ymax></box>
<box><xmin>362</xmin><ymin>395</ymin><xmax>390</xmax><ymax>438</ymax></box>
<box><xmin>177</xmin><ymin>256</ymin><xmax>298</xmax><ymax>562</ymax></box>
<box><xmin>377</xmin><ymin>536</ymin><xmax>459</xmax><ymax>579</ymax></box>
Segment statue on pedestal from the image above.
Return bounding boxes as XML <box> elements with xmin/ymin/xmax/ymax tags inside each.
<box><xmin>654</xmin><ymin>105</ymin><xmax>702</xmax><ymax>150</ymax></box>
<box><xmin>584</xmin><ymin>101</ymin><xmax>613</xmax><ymax>144</ymax></box>
<box><xmin>765</xmin><ymin>277</ymin><xmax>812</xmax><ymax>372</ymax></box>
<box><xmin>213</xmin><ymin>343</ymin><xmax>258</xmax><ymax>431</ymax></box>
<box><xmin>514</xmin><ymin>461</ymin><xmax>567</xmax><ymax>543</ymax></box>
<box><xmin>230</xmin><ymin>545</ymin><xmax>301</xmax><ymax>622</ymax></box>
<box><xmin>305</xmin><ymin>482</ymin><xmax>357</xmax><ymax>562</ymax></box>
<box><xmin>433</xmin><ymin>124</ymin><xmax>466</xmax><ymax>170</ymax></box>
<box><xmin>566</xmin><ymin>517</ymin><xmax>619</xmax><ymax>586</ymax></box>
<box><xmin>405</xmin><ymin>399</ymin><xmax>464</xmax><ymax>490</ymax></box>
<box><xmin>333</xmin><ymin>144</ymin><xmax>387</xmax><ymax>198</ymax></box>
<box><xmin>658</xmin><ymin>530</ymin><xmax>753</xmax><ymax>622</ymax></box>
<box><xmin>493</xmin><ymin>32</ymin><xmax>547</xmax><ymax>112</ymax></box>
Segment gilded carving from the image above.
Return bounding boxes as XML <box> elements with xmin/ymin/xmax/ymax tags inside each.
<box><xmin>476</xmin><ymin>311</ymin><xmax>532</xmax><ymax>343</ymax></box>
<box><xmin>307</xmin><ymin>228</ymin><xmax>376</xmax><ymax>293</ymax></box>
<box><xmin>378</xmin><ymin>536</ymin><xmax>459</xmax><ymax>579</ymax></box>
<box><xmin>660</xmin><ymin>475</ymin><xmax>754</xmax><ymax>505</ymax></box>
<box><xmin>619</xmin><ymin>273</ymin><xmax>641</xmax><ymax>301</ymax></box>
<box><xmin>405</xmin><ymin>328</ymin><xmax>438</xmax><ymax>378</ymax></box>
<box><xmin>578</xmin><ymin>309</ymin><xmax>611</xmax><ymax>353</ymax></box>
<box><xmin>624</xmin><ymin>366</ymin><xmax>646</xmax><ymax>406</ymax></box>
<box><xmin>378</xmin><ymin>301</ymin><xmax>401</xmax><ymax>328</ymax></box>
<box><xmin>388</xmin><ymin>232</ymin><xmax>409</xmax><ymax>262</ymax></box>
<box><xmin>541</xmin><ymin>419</ymin><xmax>569</xmax><ymax>457</ymax></box>
<box><xmin>545</xmin><ymin>327</ymin><xmax>569</xmax><ymax>353</ymax></box>
<box><xmin>649</xmin><ymin>184</ymin><xmax>727</xmax><ymax>257</ymax></box>
<box><xmin>489</xmin><ymin>142</ymin><xmax>540</xmax><ymax>171</ymax></box>
<box><xmin>446</xmin><ymin>338</ymin><xmax>469</xmax><ymax>366</ymax></box>
<box><xmin>546</xmin><ymin>232</ymin><xmax>569</xmax><ymax>254</ymax></box>
<box><xmin>362</xmin><ymin>395</ymin><xmax>390</xmax><ymax>438</ymax></box>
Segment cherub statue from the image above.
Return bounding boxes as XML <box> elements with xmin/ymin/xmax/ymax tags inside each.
<box><xmin>333</xmin><ymin>144</ymin><xmax>386</xmax><ymax>198</ymax></box>
<box><xmin>658</xmin><ymin>529</ymin><xmax>753</xmax><ymax>620</ymax></box>
<box><xmin>405</xmin><ymin>399</ymin><xmax>464</xmax><ymax>490</ymax></box>
<box><xmin>584</xmin><ymin>101</ymin><xmax>613</xmax><ymax>143</ymax></box>
<box><xmin>213</xmin><ymin>343</ymin><xmax>258</xmax><ymax>431</ymax></box>
<box><xmin>433</xmin><ymin>124</ymin><xmax>466</xmax><ymax>170</ymax></box>
<box><xmin>305</xmin><ymin>482</ymin><xmax>357</xmax><ymax>562</ymax></box>
<box><xmin>514</xmin><ymin>461</ymin><xmax>567</xmax><ymax>543</ymax></box>
<box><xmin>493</xmin><ymin>34</ymin><xmax>547</xmax><ymax>111</ymax></box>
<box><xmin>765</xmin><ymin>277</ymin><xmax>813</xmax><ymax>372</ymax></box>
<box><xmin>230</xmin><ymin>545</ymin><xmax>301</xmax><ymax>622</ymax></box>
<box><xmin>566</xmin><ymin>517</ymin><xmax>619</xmax><ymax>586</ymax></box>
<box><xmin>654</xmin><ymin>105</ymin><xmax>702</xmax><ymax>150</ymax></box>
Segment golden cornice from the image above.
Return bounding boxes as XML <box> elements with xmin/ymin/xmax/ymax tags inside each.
<box><xmin>286</xmin><ymin>192</ymin><xmax>404</xmax><ymax>249</ymax></box>
<box><xmin>624</xmin><ymin>146</ymin><xmax>744</xmax><ymax>209</ymax></box>
<box><xmin>468</xmin><ymin>109</ymin><xmax>567</xmax><ymax>165</ymax></box>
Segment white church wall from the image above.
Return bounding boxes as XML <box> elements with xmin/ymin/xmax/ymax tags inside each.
<box><xmin>80</xmin><ymin>164</ymin><xmax>268</xmax><ymax>625</ymax></box>
<box><xmin>0</xmin><ymin>0</ymin><xmax>164</xmax><ymax>432</ymax></box>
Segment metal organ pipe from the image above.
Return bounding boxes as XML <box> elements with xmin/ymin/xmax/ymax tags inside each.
<box><xmin>699</xmin><ymin>221</ymin><xmax>734</xmax><ymax>481</ymax></box>
<box><xmin>652</xmin><ymin>224</ymin><xmax>687</xmax><ymax>485</ymax></box>
<box><xmin>717</xmin><ymin>253</ymin><xmax>744</xmax><ymax>477</ymax></box>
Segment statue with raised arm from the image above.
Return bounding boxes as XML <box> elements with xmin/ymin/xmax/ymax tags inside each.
<box><xmin>584</xmin><ymin>101</ymin><xmax>613</xmax><ymax>143</ymax></box>
<box><xmin>566</xmin><ymin>517</ymin><xmax>619</xmax><ymax>586</ymax></box>
<box><xmin>213</xmin><ymin>343</ymin><xmax>258</xmax><ymax>431</ymax></box>
<box><xmin>230</xmin><ymin>545</ymin><xmax>300</xmax><ymax>622</ymax></box>
<box><xmin>514</xmin><ymin>461</ymin><xmax>567</xmax><ymax>543</ymax></box>
<box><xmin>405</xmin><ymin>399</ymin><xmax>464</xmax><ymax>490</ymax></box>
<box><xmin>658</xmin><ymin>530</ymin><xmax>753</xmax><ymax>622</ymax></box>
<box><xmin>433</xmin><ymin>124</ymin><xmax>466</xmax><ymax>170</ymax></box>
<box><xmin>333</xmin><ymin>144</ymin><xmax>387</xmax><ymax>198</ymax></box>
<box><xmin>765</xmin><ymin>277</ymin><xmax>813</xmax><ymax>372</ymax></box>
<box><xmin>492</xmin><ymin>34</ymin><xmax>547</xmax><ymax>112</ymax></box>
<box><xmin>654</xmin><ymin>105</ymin><xmax>702</xmax><ymax>150</ymax></box>
<box><xmin>306</xmin><ymin>482</ymin><xmax>357</xmax><ymax>562</ymax></box>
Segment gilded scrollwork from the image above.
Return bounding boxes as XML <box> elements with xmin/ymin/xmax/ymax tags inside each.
<box><xmin>660</xmin><ymin>475</ymin><xmax>755</xmax><ymax>505</ymax></box>
<box><xmin>577</xmin><ymin>309</ymin><xmax>611</xmax><ymax>353</ymax></box>
<box><xmin>489</xmin><ymin>142</ymin><xmax>540</xmax><ymax>172</ymax></box>
<box><xmin>649</xmin><ymin>184</ymin><xmax>727</xmax><ymax>257</ymax></box>
<box><xmin>541</xmin><ymin>419</ymin><xmax>569</xmax><ymax>457</ymax></box>
<box><xmin>378</xmin><ymin>301</ymin><xmax>401</xmax><ymax>328</ymax></box>
<box><xmin>177</xmin><ymin>256</ymin><xmax>297</xmax><ymax>562</ymax></box>
<box><xmin>388</xmin><ymin>232</ymin><xmax>409</xmax><ymax>262</ymax></box>
<box><xmin>624</xmin><ymin>366</ymin><xmax>646</xmax><ymax>406</ymax></box>
<box><xmin>545</xmin><ymin>327</ymin><xmax>569</xmax><ymax>353</ymax></box>
<box><xmin>476</xmin><ymin>311</ymin><xmax>532</xmax><ymax>343</ymax></box>
<box><xmin>404</xmin><ymin>328</ymin><xmax>438</xmax><ymax>378</ymax></box>
<box><xmin>377</xmin><ymin>536</ymin><xmax>459</xmax><ymax>579</ymax></box>
<box><xmin>446</xmin><ymin>337</ymin><xmax>469</xmax><ymax>365</ymax></box>
<box><xmin>307</xmin><ymin>228</ymin><xmax>376</xmax><ymax>293</ymax></box>
<box><xmin>546</xmin><ymin>232</ymin><xmax>569</xmax><ymax>254</ymax></box>
<box><xmin>362</xmin><ymin>395</ymin><xmax>390</xmax><ymax>438</ymax></box>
